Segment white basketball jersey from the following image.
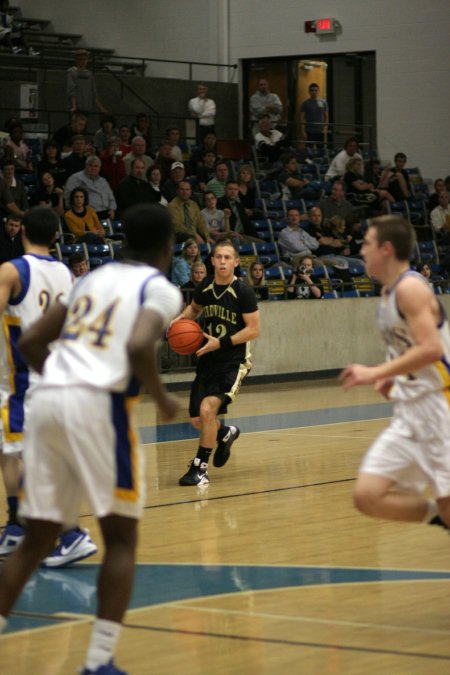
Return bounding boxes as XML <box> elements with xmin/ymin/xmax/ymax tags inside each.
<box><xmin>41</xmin><ymin>262</ymin><xmax>182</xmax><ymax>393</ymax></box>
<box><xmin>377</xmin><ymin>270</ymin><xmax>450</xmax><ymax>400</ymax></box>
<box><xmin>2</xmin><ymin>254</ymin><xmax>73</xmax><ymax>392</ymax></box>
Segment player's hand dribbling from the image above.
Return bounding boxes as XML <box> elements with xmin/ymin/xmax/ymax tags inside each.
<box><xmin>196</xmin><ymin>332</ymin><xmax>220</xmax><ymax>357</ymax></box>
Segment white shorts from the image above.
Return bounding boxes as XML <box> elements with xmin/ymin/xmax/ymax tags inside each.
<box><xmin>19</xmin><ymin>386</ymin><xmax>145</xmax><ymax>528</ymax></box>
<box><xmin>360</xmin><ymin>390</ymin><xmax>450</xmax><ymax>498</ymax></box>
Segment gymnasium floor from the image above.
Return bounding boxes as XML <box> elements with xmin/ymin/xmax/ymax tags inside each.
<box><xmin>1</xmin><ymin>379</ymin><xmax>450</xmax><ymax>674</ymax></box>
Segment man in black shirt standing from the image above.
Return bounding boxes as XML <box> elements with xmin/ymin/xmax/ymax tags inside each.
<box><xmin>175</xmin><ymin>240</ymin><xmax>260</xmax><ymax>486</ymax></box>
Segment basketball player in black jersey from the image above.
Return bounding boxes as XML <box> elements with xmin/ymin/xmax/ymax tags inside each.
<box><xmin>175</xmin><ymin>239</ymin><xmax>260</xmax><ymax>485</ymax></box>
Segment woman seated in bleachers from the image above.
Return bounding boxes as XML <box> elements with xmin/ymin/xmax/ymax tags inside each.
<box><xmin>171</xmin><ymin>237</ymin><xmax>202</xmax><ymax>287</ymax></box>
<box><xmin>245</xmin><ymin>259</ymin><xmax>268</xmax><ymax>300</ymax></box>
<box><xmin>100</xmin><ymin>136</ymin><xmax>126</xmax><ymax>193</ymax></box>
<box><xmin>64</xmin><ymin>187</ymin><xmax>106</xmax><ymax>243</ymax></box>
<box><xmin>37</xmin><ymin>139</ymin><xmax>68</xmax><ymax>188</ymax></box>
<box><xmin>237</xmin><ymin>164</ymin><xmax>257</xmax><ymax>218</ymax></box>
<box><xmin>34</xmin><ymin>171</ymin><xmax>64</xmax><ymax>217</ymax></box>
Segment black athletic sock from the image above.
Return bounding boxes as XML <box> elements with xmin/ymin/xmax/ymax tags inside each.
<box><xmin>429</xmin><ymin>515</ymin><xmax>449</xmax><ymax>530</ymax></box>
<box><xmin>7</xmin><ymin>496</ymin><xmax>19</xmax><ymax>525</ymax></box>
<box><xmin>196</xmin><ymin>446</ymin><xmax>212</xmax><ymax>464</ymax></box>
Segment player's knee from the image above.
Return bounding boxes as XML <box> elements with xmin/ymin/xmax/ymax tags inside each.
<box><xmin>199</xmin><ymin>398</ymin><xmax>218</xmax><ymax>423</ymax></box>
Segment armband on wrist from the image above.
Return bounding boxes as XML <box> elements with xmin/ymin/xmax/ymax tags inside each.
<box><xmin>219</xmin><ymin>335</ymin><xmax>233</xmax><ymax>349</ymax></box>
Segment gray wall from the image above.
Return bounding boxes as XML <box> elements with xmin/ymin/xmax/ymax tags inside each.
<box><xmin>15</xmin><ymin>0</ymin><xmax>450</xmax><ymax>176</ymax></box>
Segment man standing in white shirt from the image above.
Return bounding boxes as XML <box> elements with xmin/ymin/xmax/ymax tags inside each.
<box><xmin>250</xmin><ymin>79</ymin><xmax>283</xmax><ymax>128</ymax></box>
<box><xmin>188</xmin><ymin>82</ymin><xmax>216</xmax><ymax>142</ymax></box>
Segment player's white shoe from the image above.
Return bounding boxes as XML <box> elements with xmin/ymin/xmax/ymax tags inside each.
<box><xmin>41</xmin><ymin>528</ymin><xmax>97</xmax><ymax>568</ymax></box>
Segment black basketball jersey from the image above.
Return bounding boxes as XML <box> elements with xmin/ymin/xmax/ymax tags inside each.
<box><xmin>193</xmin><ymin>275</ymin><xmax>258</xmax><ymax>367</ymax></box>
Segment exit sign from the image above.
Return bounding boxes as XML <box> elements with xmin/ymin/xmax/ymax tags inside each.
<box><xmin>304</xmin><ymin>18</ymin><xmax>339</xmax><ymax>34</ymax></box>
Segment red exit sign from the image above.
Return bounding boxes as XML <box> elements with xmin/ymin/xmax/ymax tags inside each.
<box><xmin>304</xmin><ymin>18</ymin><xmax>338</xmax><ymax>34</ymax></box>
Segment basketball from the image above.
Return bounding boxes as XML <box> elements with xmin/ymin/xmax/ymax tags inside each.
<box><xmin>167</xmin><ymin>319</ymin><xmax>204</xmax><ymax>355</ymax></box>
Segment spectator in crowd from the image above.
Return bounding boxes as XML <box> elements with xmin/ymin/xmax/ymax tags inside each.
<box><xmin>153</xmin><ymin>141</ymin><xmax>174</xmax><ymax>183</ymax></box>
<box><xmin>245</xmin><ymin>259</ymin><xmax>268</xmax><ymax>301</ymax></box>
<box><xmin>344</xmin><ymin>156</ymin><xmax>393</xmax><ymax>212</ymax></box>
<box><xmin>205</xmin><ymin>161</ymin><xmax>229</xmax><ymax>198</ymax></box>
<box><xmin>66</xmin><ymin>49</ymin><xmax>107</xmax><ymax>113</ymax></box>
<box><xmin>53</xmin><ymin>113</ymin><xmax>88</xmax><ymax>153</ymax></box>
<box><xmin>1</xmin><ymin>159</ymin><xmax>29</xmax><ymax>213</ymax></box>
<box><xmin>64</xmin><ymin>187</ymin><xmax>106</xmax><ymax>243</ymax></box>
<box><xmin>299</xmin><ymin>83</ymin><xmax>328</xmax><ymax>146</ymax></box>
<box><xmin>116</xmin><ymin>158</ymin><xmax>158</xmax><ymax>214</ymax></box>
<box><xmin>35</xmin><ymin>171</ymin><xmax>64</xmax><ymax>216</ymax></box>
<box><xmin>4</xmin><ymin>122</ymin><xmax>32</xmax><ymax>172</ymax></box>
<box><xmin>254</xmin><ymin>114</ymin><xmax>288</xmax><ymax>165</ymax></box>
<box><xmin>428</xmin><ymin>178</ymin><xmax>445</xmax><ymax>213</ymax></box>
<box><xmin>118</xmin><ymin>124</ymin><xmax>132</xmax><ymax>156</ymax></box>
<box><xmin>171</xmin><ymin>237</ymin><xmax>202</xmax><ymax>287</ymax></box>
<box><xmin>217</xmin><ymin>180</ymin><xmax>262</xmax><ymax>243</ymax></box>
<box><xmin>0</xmin><ymin>173</ymin><xmax>24</xmax><ymax>219</ymax></box>
<box><xmin>165</xmin><ymin>127</ymin><xmax>183</xmax><ymax>162</ymax></box>
<box><xmin>250</xmin><ymin>79</ymin><xmax>283</xmax><ymax>128</ymax></box>
<box><xmin>325</xmin><ymin>137</ymin><xmax>362</xmax><ymax>181</ymax></box>
<box><xmin>278</xmin><ymin>153</ymin><xmax>319</xmax><ymax>201</ymax></box>
<box><xmin>162</xmin><ymin>161</ymin><xmax>185</xmax><ymax>202</ymax></box>
<box><xmin>196</xmin><ymin>150</ymin><xmax>217</xmax><ymax>192</ymax></box>
<box><xmin>364</xmin><ymin>158</ymin><xmax>392</xmax><ymax>192</ymax></box>
<box><xmin>64</xmin><ymin>155</ymin><xmax>116</xmax><ymax>220</ymax></box>
<box><xmin>181</xmin><ymin>261</ymin><xmax>208</xmax><ymax>294</ymax></box>
<box><xmin>68</xmin><ymin>251</ymin><xmax>89</xmax><ymax>278</ymax></box>
<box><xmin>416</xmin><ymin>261</ymin><xmax>433</xmax><ymax>288</ymax></box>
<box><xmin>287</xmin><ymin>255</ymin><xmax>323</xmax><ymax>300</ymax></box>
<box><xmin>237</xmin><ymin>164</ymin><xmax>257</xmax><ymax>218</ymax></box>
<box><xmin>188</xmin><ymin>82</ymin><xmax>216</xmax><ymax>142</ymax></box>
<box><xmin>168</xmin><ymin>180</ymin><xmax>210</xmax><ymax>244</ymax></box>
<box><xmin>61</xmin><ymin>134</ymin><xmax>89</xmax><ymax>178</ymax></box>
<box><xmin>387</xmin><ymin>152</ymin><xmax>412</xmax><ymax>201</ymax></box>
<box><xmin>201</xmin><ymin>191</ymin><xmax>230</xmax><ymax>241</ymax></box>
<box><xmin>0</xmin><ymin>2</ymin><xmax>39</xmax><ymax>55</ymax></box>
<box><xmin>123</xmin><ymin>136</ymin><xmax>154</xmax><ymax>176</ymax></box>
<box><xmin>306</xmin><ymin>206</ymin><xmax>359</xmax><ymax>265</ymax></box>
<box><xmin>319</xmin><ymin>180</ymin><xmax>358</xmax><ymax>227</ymax></box>
<box><xmin>37</xmin><ymin>139</ymin><xmax>67</xmax><ymax>188</ymax></box>
<box><xmin>146</xmin><ymin>166</ymin><xmax>168</xmax><ymax>206</ymax></box>
<box><xmin>430</xmin><ymin>190</ymin><xmax>450</xmax><ymax>242</ymax></box>
<box><xmin>278</xmin><ymin>207</ymin><xmax>320</xmax><ymax>266</ymax></box>
<box><xmin>131</xmin><ymin>112</ymin><xmax>152</xmax><ymax>148</ymax></box>
<box><xmin>100</xmin><ymin>136</ymin><xmax>126</xmax><ymax>192</ymax></box>
<box><xmin>94</xmin><ymin>114</ymin><xmax>119</xmax><ymax>153</ymax></box>
<box><xmin>0</xmin><ymin>214</ymin><xmax>24</xmax><ymax>264</ymax></box>
<box><xmin>190</xmin><ymin>131</ymin><xmax>219</xmax><ymax>174</ymax></box>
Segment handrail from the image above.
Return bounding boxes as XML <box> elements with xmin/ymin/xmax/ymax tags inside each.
<box><xmin>103</xmin><ymin>66</ymin><xmax>160</xmax><ymax>130</ymax></box>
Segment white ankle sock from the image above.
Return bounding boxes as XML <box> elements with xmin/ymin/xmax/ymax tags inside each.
<box><xmin>85</xmin><ymin>618</ymin><xmax>122</xmax><ymax>669</ymax></box>
<box><xmin>0</xmin><ymin>615</ymin><xmax>7</xmax><ymax>633</ymax></box>
<box><xmin>424</xmin><ymin>499</ymin><xmax>438</xmax><ymax>523</ymax></box>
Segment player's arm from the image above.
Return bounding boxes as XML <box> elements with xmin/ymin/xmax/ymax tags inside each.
<box><xmin>340</xmin><ymin>277</ymin><xmax>443</xmax><ymax>389</ymax></box>
<box><xmin>0</xmin><ymin>262</ymin><xmax>21</xmax><ymax>313</ymax></box>
<box><xmin>197</xmin><ymin>309</ymin><xmax>260</xmax><ymax>356</ymax></box>
<box><xmin>18</xmin><ymin>303</ymin><xmax>68</xmax><ymax>374</ymax></box>
<box><xmin>127</xmin><ymin>308</ymin><xmax>179</xmax><ymax>421</ymax></box>
<box><xmin>173</xmin><ymin>300</ymin><xmax>203</xmax><ymax>323</ymax></box>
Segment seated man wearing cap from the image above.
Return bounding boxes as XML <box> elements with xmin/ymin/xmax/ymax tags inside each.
<box><xmin>162</xmin><ymin>162</ymin><xmax>186</xmax><ymax>202</ymax></box>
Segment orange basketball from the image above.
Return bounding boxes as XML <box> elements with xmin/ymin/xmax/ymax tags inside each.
<box><xmin>167</xmin><ymin>319</ymin><xmax>204</xmax><ymax>355</ymax></box>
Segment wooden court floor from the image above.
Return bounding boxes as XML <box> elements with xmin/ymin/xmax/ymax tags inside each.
<box><xmin>1</xmin><ymin>379</ymin><xmax>450</xmax><ymax>674</ymax></box>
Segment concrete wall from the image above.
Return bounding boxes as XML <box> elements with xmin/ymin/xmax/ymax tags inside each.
<box><xmin>163</xmin><ymin>296</ymin><xmax>450</xmax><ymax>386</ymax></box>
<box><xmin>16</xmin><ymin>0</ymin><xmax>450</xmax><ymax>179</ymax></box>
